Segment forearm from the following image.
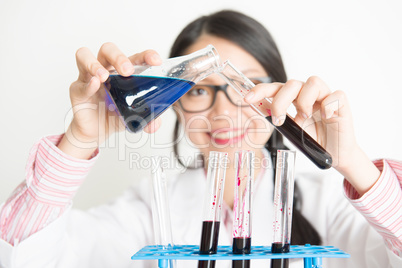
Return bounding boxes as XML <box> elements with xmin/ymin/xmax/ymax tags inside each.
<box><xmin>336</xmin><ymin>146</ymin><xmax>381</xmax><ymax>196</ymax></box>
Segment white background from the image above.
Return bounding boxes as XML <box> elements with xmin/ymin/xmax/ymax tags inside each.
<box><xmin>0</xmin><ymin>0</ymin><xmax>401</xmax><ymax>209</ymax></box>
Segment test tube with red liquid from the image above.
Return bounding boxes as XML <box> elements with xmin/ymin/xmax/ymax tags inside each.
<box><xmin>218</xmin><ymin>61</ymin><xmax>332</xmax><ymax>170</ymax></box>
<box><xmin>198</xmin><ymin>151</ymin><xmax>228</xmax><ymax>268</ymax></box>
<box><xmin>232</xmin><ymin>150</ymin><xmax>254</xmax><ymax>268</ymax></box>
<box><xmin>271</xmin><ymin>150</ymin><xmax>296</xmax><ymax>268</ymax></box>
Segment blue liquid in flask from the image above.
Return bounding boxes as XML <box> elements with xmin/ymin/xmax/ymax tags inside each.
<box><xmin>105</xmin><ymin>75</ymin><xmax>195</xmax><ymax>133</ymax></box>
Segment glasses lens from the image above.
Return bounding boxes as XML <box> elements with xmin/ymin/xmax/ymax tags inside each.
<box><xmin>227</xmin><ymin>85</ymin><xmax>249</xmax><ymax>106</ymax></box>
<box><xmin>180</xmin><ymin>78</ymin><xmax>271</xmax><ymax>112</ymax></box>
<box><xmin>180</xmin><ymin>85</ymin><xmax>214</xmax><ymax>112</ymax></box>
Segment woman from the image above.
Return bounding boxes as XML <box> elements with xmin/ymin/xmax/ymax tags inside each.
<box><xmin>0</xmin><ymin>10</ymin><xmax>400</xmax><ymax>268</ymax></box>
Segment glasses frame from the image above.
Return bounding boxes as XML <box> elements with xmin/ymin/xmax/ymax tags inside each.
<box><xmin>178</xmin><ymin>77</ymin><xmax>272</xmax><ymax>113</ymax></box>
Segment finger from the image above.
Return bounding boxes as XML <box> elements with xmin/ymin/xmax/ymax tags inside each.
<box><xmin>296</xmin><ymin>76</ymin><xmax>331</xmax><ymax>119</ymax></box>
<box><xmin>143</xmin><ymin>117</ymin><xmax>162</xmax><ymax>133</ymax></box>
<box><xmin>97</xmin><ymin>42</ymin><xmax>135</xmax><ymax>76</ymax></box>
<box><xmin>320</xmin><ymin>90</ymin><xmax>349</xmax><ymax>121</ymax></box>
<box><xmin>269</xmin><ymin>79</ymin><xmax>304</xmax><ymax>125</ymax></box>
<box><xmin>128</xmin><ymin>49</ymin><xmax>163</xmax><ymax>66</ymax></box>
<box><xmin>75</xmin><ymin>47</ymin><xmax>110</xmax><ymax>83</ymax></box>
<box><xmin>245</xmin><ymin>80</ymin><xmax>304</xmax><ymax>125</ymax></box>
<box><xmin>244</xmin><ymin>82</ymin><xmax>283</xmax><ymax>102</ymax></box>
<box><xmin>70</xmin><ymin>76</ymin><xmax>101</xmax><ymax>102</ymax></box>
<box><xmin>293</xmin><ymin>111</ymin><xmax>317</xmax><ymax>132</ymax></box>
<box><xmin>244</xmin><ymin>82</ymin><xmax>301</xmax><ymax>124</ymax></box>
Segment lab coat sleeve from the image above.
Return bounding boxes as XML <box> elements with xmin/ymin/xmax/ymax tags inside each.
<box><xmin>0</xmin><ymin>134</ymin><xmax>154</xmax><ymax>268</ymax></box>
<box><xmin>0</xmin><ymin>188</ymin><xmax>155</xmax><ymax>268</ymax></box>
<box><xmin>0</xmin><ymin>205</ymin><xmax>73</xmax><ymax>268</ymax></box>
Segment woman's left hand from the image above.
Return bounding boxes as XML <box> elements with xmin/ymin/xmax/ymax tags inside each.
<box><xmin>244</xmin><ymin>76</ymin><xmax>380</xmax><ymax>195</ymax></box>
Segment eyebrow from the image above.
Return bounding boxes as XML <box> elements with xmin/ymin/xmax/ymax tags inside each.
<box><xmin>241</xmin><ymin>68</ymin><xmax>265</xmax><ymax>75</ymax></box>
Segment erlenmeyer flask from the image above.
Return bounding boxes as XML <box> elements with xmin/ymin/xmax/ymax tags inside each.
<box><xmin>103</xmin><ymin>45</ymin><xmax>220</xmax><ymax>133</ymax></box>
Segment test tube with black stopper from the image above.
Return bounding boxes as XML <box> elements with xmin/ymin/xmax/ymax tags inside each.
<box><xmin>198</xmin><ymin>151</ymin><xmax>228</xmax><ymax>268</ymax></box>
<box><xmin>151</xmin><ymin>157</ymin><xmax>176</xmax><ymax>268</ymax></box>
<box><xmin>218</xmin><ymin>61</ymin><xmax>332</xmax><ymax>170</ymax></box>
<box><xmin>271</xmin><ymin>150</ymin><xmax>296</xmax><ymax>268</ymax></box>
<box><xmin>232</xmin><ymin>150</ymin><xmax>254</xmax><ymax>268</ymax></box>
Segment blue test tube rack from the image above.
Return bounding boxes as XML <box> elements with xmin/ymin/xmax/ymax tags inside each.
<box><xmin>131</xmin><ymin>244</ymin><xmax>349</xmax><ymax>268</ymax></box>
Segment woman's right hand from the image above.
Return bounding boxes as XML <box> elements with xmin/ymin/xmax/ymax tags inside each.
<box><xmin>58</xmin><ymin>43</ymin><xmax>163</xmax><ymax>159</ymax></box>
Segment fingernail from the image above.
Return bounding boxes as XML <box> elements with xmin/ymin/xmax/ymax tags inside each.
<box><xmin>151</xmin><ymin>54</ymin><xmax>162</xmax><ymax>64</ymax></box>
<box><xmin>244</xmin><ymin>91</ymin><xmax>255</xmax><ymax>102</ymax></box>
<box><xmin>272</xmin><ymin>115</ymin><xmax>279</xmax><ymax>125</ymax></box>
<box><xmin>96</xmin><ymin>68</ymin><xmax>109</xmax><ymax>81</ymax></box>
<box><xmin>122</xmin><ymin>62</ymin><xmax>134</xmax><ymax>74</ymax></box>
<box><xmin>302</xmin><ymin>112</ymin><xmax>308</xmax><ymax>119</ymax></box>
<box><xmin>326</xmin><ymin>110</ymin><xmax>334</xmax><ymax>119</ymax></box>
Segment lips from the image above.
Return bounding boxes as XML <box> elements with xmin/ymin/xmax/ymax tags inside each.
<box><xmin>209</xmin><ymin>128</ymin><xmax>247</xmax><ymax>145</ymax></box>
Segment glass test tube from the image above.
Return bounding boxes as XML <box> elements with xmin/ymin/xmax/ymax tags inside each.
<box><xmin>218</xmin><ymin>61</ymin><xmax>332</xmax><ymax>170</ymax></box>
<box><xmin>151</xmin><ymin>157</ymin><xmax>176</xmax><ymax>268</ymax></box>
<box><xmin>271</xmin><ymin>150</ymin><xmax>296</xmax><ymax>268</ymax></box>
<box><xmin>198</xmin><ymin>151</ymin><xmax>228</xmax><ymax>268</ymax></box>
<box><xmin>232</xmin><ymin>150</ymin><xmax>254</xmax><ymax>268</ymax></box>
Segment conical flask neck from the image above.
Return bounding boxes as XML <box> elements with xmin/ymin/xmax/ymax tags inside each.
<box><xmin>166</xmin><ymin>46</ymin><xmax>220</xmax><ymax>82</ymax></box>
<box><xmin>138</xmin><ymin>45</ymin><xmax>220</xmax><ymax>83</ymax></box>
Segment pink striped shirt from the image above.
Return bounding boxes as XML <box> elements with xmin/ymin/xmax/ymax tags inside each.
<box><xmin>0</xmin><ymin>135</ymin><xmax>401</xmax><ymax>258</ymax></box>
<box><xmin>0</xmin><ymin>135</ymin><xmax>98</xmax><ymax>246</ymax></box>
<box><xmin>344</xmin><ymin>159</ymin><xmax>402</xmax><ymax>256</ymax></box>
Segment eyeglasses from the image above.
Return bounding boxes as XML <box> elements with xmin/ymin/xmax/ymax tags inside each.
<box><xmin>178</xmin><ymin>77</ymin><xmax>272</xmax><ymax>113</ymax></box>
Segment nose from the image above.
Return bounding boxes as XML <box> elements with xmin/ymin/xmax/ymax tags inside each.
<box><xmin>210</xmin><ymin>90</ymin><xmax>236</xmax><ymax>117</ymax></box>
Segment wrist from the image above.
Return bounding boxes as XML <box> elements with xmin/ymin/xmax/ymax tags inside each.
<box><xmin>336</xmin><ymin>147</ymin><xmax>381</xmax><ymax>196</ymax></box>
<box><xmin>57</xmin><ymin>126</ymin><xmax>99</xmax><ymax>160</ymax></box>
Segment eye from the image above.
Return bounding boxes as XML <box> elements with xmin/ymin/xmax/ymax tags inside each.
<box><xmin>187</xmin><ymin>86</ymin><xmax>210</xmax><ymax>97</ymax></box>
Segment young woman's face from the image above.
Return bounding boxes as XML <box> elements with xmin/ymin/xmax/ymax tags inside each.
<box><xmin>177</xmin><ymin>35</ymin><xmax>273</xmax><ymax>156</ymax></box>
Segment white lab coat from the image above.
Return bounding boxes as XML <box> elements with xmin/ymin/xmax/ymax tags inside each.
<box><xmin>0</xmin><ymin>150</ymin><xmax>400</xmax><ymax>268</ymax></box>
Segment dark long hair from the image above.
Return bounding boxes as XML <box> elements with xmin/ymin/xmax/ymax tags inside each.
<box><xmin>170</xmin><ymin>10</ymin><xmax>321</xmax><ymax>245</ymax></box>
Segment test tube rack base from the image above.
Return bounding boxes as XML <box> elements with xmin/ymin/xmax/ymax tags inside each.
<box><xmin>131</xmin><ymin>244</ymin><xmax>349</xmax><ymax>267</ymax></box>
